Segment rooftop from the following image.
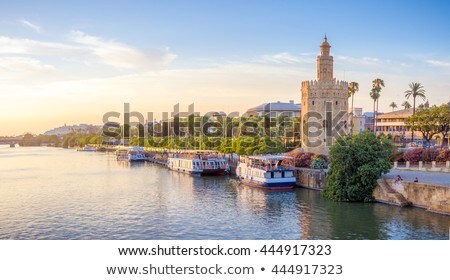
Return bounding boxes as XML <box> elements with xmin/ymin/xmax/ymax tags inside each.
<box><xmin>377</xmin><ymin>108</ymin><xmax>413</xmax><ymax>119</ymax></box>
<box><xmin>247</xmin><ymin>101</ymin><xmax>300</xmax><ymax>112</ymax></box>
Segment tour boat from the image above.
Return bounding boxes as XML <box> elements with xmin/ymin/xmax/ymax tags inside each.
<box><xmin>167</xmin><ymin>152</ymin><xmax>229</xmax><ymax>176</ymax></box>
<box><xmin>115</xmin><ymin>146</ymin><xmax>146</xmax><ymax>162</ymax></box>
<box><xmin>236</xmin><ymin>155</ymin><xmax>296</xmax><ymax>190</ymax></box>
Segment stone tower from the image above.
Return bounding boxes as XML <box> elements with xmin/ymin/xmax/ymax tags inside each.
<box><xmin>301</xmin><ymin>37</ymin><xmax>348</xmax><ymax>155</ymax></box>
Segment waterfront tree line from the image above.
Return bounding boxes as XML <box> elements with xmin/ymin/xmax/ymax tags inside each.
<box><xmin>106</xmin><ymin>115</ymin><xmax>302</xmax><ymax>155</ymax></box>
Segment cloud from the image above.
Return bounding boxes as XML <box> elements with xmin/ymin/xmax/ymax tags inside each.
<box><xmin>258</xmin><ymin>52</ymin><xmax>316</xmax><ymax>66</ymax></box>
<box><xmin>0</xmin><ymin>56</ymin><xmax>56</xmax><ymax>82</ymax></box>
<box><xmin>426</xmin><ymin>59</ymin><xmax>450</xmax><ymax>67</ymax></box>
<box><xmin>260</xmin><ymin>52</ymin><xmax>303</xmax><ymax>64</ymax></box>
<box><xmin>0</xmin><ymin>36</ymin><xmax>82</xmax><ymax>56</ymax></box>
<box><xmin>69</xmin><ymin>30</ymin><xmax>176</xmax><ymax>69</ymax></box>
<box><xmin>20</xmin><ymin>19</ymin><xmax>42</xmax><ymax>33</ymax></box>
<box><xmin>0</xmin><ymin>32</ymin><xmax>176</xmax><ymax>71</ymax></box>
<box><xmin>336</xmin><ymin>55</ymin><xmax>383</xmax><ymax>66</ymax></box>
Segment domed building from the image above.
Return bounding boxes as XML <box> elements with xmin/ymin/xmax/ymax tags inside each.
<box><xmin>246</xmin><ymin>100</ymin><xmax>300</xmax><ymax>118</ymax></box>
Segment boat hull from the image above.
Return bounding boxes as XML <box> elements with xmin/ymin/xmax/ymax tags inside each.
<box><xmin>239</xmin><ymin>178</ymin><xmax>296</xmax><ymax>190</ymax></box>
<box><xmin>168</xmin><ymin>167</ymin><xmax>227</xmax><ymax>176</ymax></box>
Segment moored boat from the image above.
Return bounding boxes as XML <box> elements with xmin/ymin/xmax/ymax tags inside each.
<box><xmin>115</xmin><ymin>146</ymin><xmax>146</xmax><ymax>162</ymax></box>
<box><xmin>236</xmin><ymin>155</ymin><xmax>296</xmax><ymax>190</ymax></box>
<box><xmin>167</xmin><ymin>151</ymin><xmax>229</xmax><ymax>176</ymax></box>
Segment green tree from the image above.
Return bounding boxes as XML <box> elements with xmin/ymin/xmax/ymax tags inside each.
<box><xmin>219</xmin><ymin>138</ymin><xmax>233</xmax><ymax>154</ymax></box>
<box><xmin>389</xmin><ymin>102</ymin><xmax>397</xmax><ymax>111</ymax></box>
<box><xmin>348</xmin><ymin>82</ymin><xmax>359</xmax><ymax>134</ymax></box>
<box><xmin>435</xmin><ymin>104</ymin><xmax>450</xmax><ymax>147</ymax></box>
<box><xmin>371</xmin><ymin>78</ymin><xmax>385</xmax><ymax>133</ymax></box>
<box><xmin>404</xmin><ymin>107</ymin><xmax>438</xmax><ymax>147</ymax></box>
<box><xmin>323</xmin><ymin>131</ymin><xmax>393</xmax><ymax>202</ymax></box>
<box><xmin>404</xmin><ymin>82</ymin><xmax>426</xmax><ymax>142</ymax></box>
<box><xmin>402</xmin><ymin>101</ymin><xmax>411</xmax><ymax>109</ymax></box>
<box><xmin>369</xmin><ymin>88</ymin><xmax>380</xmax><ymax>132</ymax></box>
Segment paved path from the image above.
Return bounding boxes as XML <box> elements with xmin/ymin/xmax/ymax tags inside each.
<box><xmin>384</xmin><ymin>169</ymin><xmax>450</xmax><ymax>187</ymax></box>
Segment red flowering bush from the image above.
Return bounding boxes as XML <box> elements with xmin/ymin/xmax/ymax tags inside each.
<box><xmin>402</xmin><ymin>148</ymin><xmax>449</xmax><ymax>163</ymax></box>
<box><xmin>423</xmin><ymin>149</ymin><xmax>439</xmax><ymax>162</ymax></box>
<box><xmin>403</xmin><ymin>148</ymin><xmax>424</xmax><ymax>163</ymax></box>
<box><xmin>294</xmin><ymin>152</ymin><xmax>312</xmax><ymax>167</ymax></box>
<box><xmin>436</xmin><ymin>149</ymin><xmax>450</xmax><ymax>162</ymax></box>
<box><xmin>393</xmin><ymin>150</ymin><xmax>405</xmax><ymax>162</ymax></box>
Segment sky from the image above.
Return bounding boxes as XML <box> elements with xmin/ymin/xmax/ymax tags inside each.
<box><xmin>1</xmin><ymin>0</ymin><xmax>450</xmax><ymax>135</ymax></box>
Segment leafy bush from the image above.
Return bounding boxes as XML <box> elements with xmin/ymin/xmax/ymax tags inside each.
<box><xmin>311</xmin><ymin>157</ymin><xmax>327</xmax><ymax>169</ymax></box>
<box><xmin>392</xmin><ymin>150</ymin><xmax>405</xmax><ymax>162</ymax></box>
<box><xmin>403</xmin><ymin>148</ymin><xmax>424</xmax><ymax>163</ymax></box>
<box><xmin>423</xmin><ymin>149</ymin><xmax>439</xmax><ymax>162</ymax></box>
<box><xmin>323</xmin><ymin>131</ymin><xmax>394</xmax><ymax>202</ymax></box>
<box><xmin>436</xmin><ymin>149</ymin><xmax>450</xmax><ymax>162</ymax></box>
<box><xmin>294</xmin><ymin>152</ymin><xmax>312</xmax><ymax>167</ymax></box>
<box><xmin>402</xmin><ymin>148</ymin><xmax>448</xmax><ymax>163</ymax></box>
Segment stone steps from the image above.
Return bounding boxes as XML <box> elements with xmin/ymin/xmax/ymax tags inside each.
<box><xmin>374</xmin><ymin>179</ymin><xmax>411</xmax><ymax>207</ymax></box>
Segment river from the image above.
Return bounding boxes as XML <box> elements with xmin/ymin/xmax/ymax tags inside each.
<box><xmin>0</xmin><ymin>146</ymin><xmax>448</xmax><ymax>239</ymax></box>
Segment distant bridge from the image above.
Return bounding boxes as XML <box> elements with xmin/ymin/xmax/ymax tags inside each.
<box><xmin>0</xmin><ymin>137</ymin><xmax>22</xmax><ymax>146</ymax></box>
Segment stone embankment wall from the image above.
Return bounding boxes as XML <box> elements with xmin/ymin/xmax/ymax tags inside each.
<box><xmin>373</xmin><ymin>179</ymin><xmax>450</xmax><ymax>215</ymax></box>
<box><xmin>295</xmin><ymin>168</ymin><xmax>327</xmax><ymax>189</ymax></box>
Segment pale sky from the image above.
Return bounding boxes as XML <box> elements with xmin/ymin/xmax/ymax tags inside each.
<box><xmin>1</xmin><ymin>0</ymin><xmax>450</xmax><ymax>135</ymax></box>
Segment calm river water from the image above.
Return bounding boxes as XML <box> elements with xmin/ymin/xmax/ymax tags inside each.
<box><xmin>0</xmin><ymin>146</ymin><xmax>448</xmax><ymax>240</ymax></box>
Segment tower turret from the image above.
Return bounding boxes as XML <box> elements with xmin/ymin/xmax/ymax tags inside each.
<box><xmin>317</xmin><ymin>36</ymin><xmax>333</xmax><ymax>81</ymax></box>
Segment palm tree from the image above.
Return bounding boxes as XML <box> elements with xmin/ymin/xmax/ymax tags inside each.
<box><xmin>402</xmin><ymin>101</ymin><xmax>411</xmax><ymax>109</ymax></box>
<box><xmin>389</xmin><ymin>102</ymin><xmax>397</xmax><ymax>111</ymax></box>
<box><xmin>370</xmin><ymin>89</ymin><xmax>380</xmax><ymax>132</ymax></box>
<box><xmin>348</xmin><ymin>82</ymin><xmax>359</xmax><ymax>134</ymax></box>
<box><xmin>372</xmin><ymin>78</ymin><xmax>385</xmax><ymax>134</ymax></box>
<box><xmin>404</xmin><ymin>82</ymin><xmax>426</xmax><ymax>142</ymax></box>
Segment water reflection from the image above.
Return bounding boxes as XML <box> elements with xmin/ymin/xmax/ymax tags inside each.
<box><xmin>0</xmin><ymin>146</ymin><xmax>449</xmax><ymax>240</ymax></box>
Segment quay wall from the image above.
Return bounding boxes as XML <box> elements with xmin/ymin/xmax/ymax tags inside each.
<box><xmin>294</xmin><ymin>168</ymin><xmax>450</xmax><ymax>215</ymax></box>
<box><xmin>373</xmin><ymin>179</ymin><xmax>450</xmax><ymax>215</ymax></box>
<box><xmin>295</xmin><ymin>168</ymin><xmax>326</xmax><ymax>190</ymax></box>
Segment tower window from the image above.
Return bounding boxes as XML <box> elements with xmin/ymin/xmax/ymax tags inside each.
<box><xmin>335</xmin><ymin>101</ymin><xmax>338</xmax><ymax>105</ymax></box>
<box><xmin>312</xmin><ymin>101</ymin><xmax>315</xmax><ymax>105</ymax></box>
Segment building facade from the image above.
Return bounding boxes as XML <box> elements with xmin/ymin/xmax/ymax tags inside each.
<box><xmin>246</xmin><ymin>101</ymin><xmax>301</xmax><ymax>118</ymax></box>
<box><xmin>301</xmin><ymin>37</ymin><xmax>348</xmax><ymax>154</ymax></box>
<box><xmin>375</xmin><ymin>108</ymin><xmax>423</xmax><ymax>145</ymax></box>
<box><xmin>350</xmin><ymin>108</ymin><xmax>366</xmax><ymax>134</ymax></box>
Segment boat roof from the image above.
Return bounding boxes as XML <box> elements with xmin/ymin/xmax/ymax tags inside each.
<box><xmin>116</xmin><ymin>146</ymin><xmax>144</xmax><ymax>151</ymax></box>
<box><xmin>246</xmin><ymin>155</ymin><xmax>293</xmax><ymax>161</ymax></box>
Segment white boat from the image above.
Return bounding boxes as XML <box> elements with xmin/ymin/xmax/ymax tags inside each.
<box><xmin>236</xmin><ymin>155</ymin><xmax>296</xmax><ymax>190</ymax></box>
<box><xmin>115</xmin><ymin>146</ymin><xmax>146</xmax><ymax>162</ymax></box>
<box><xmin>167</xmin><ymin>152</ymin><xmax>229</xmax><ymax>176</ymax></box>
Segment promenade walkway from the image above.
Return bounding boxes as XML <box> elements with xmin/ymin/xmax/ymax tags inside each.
<box><xmin>383</xmin><ymin>169</ymin><xmax>450</xmax><ymax>187</ymax></box>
